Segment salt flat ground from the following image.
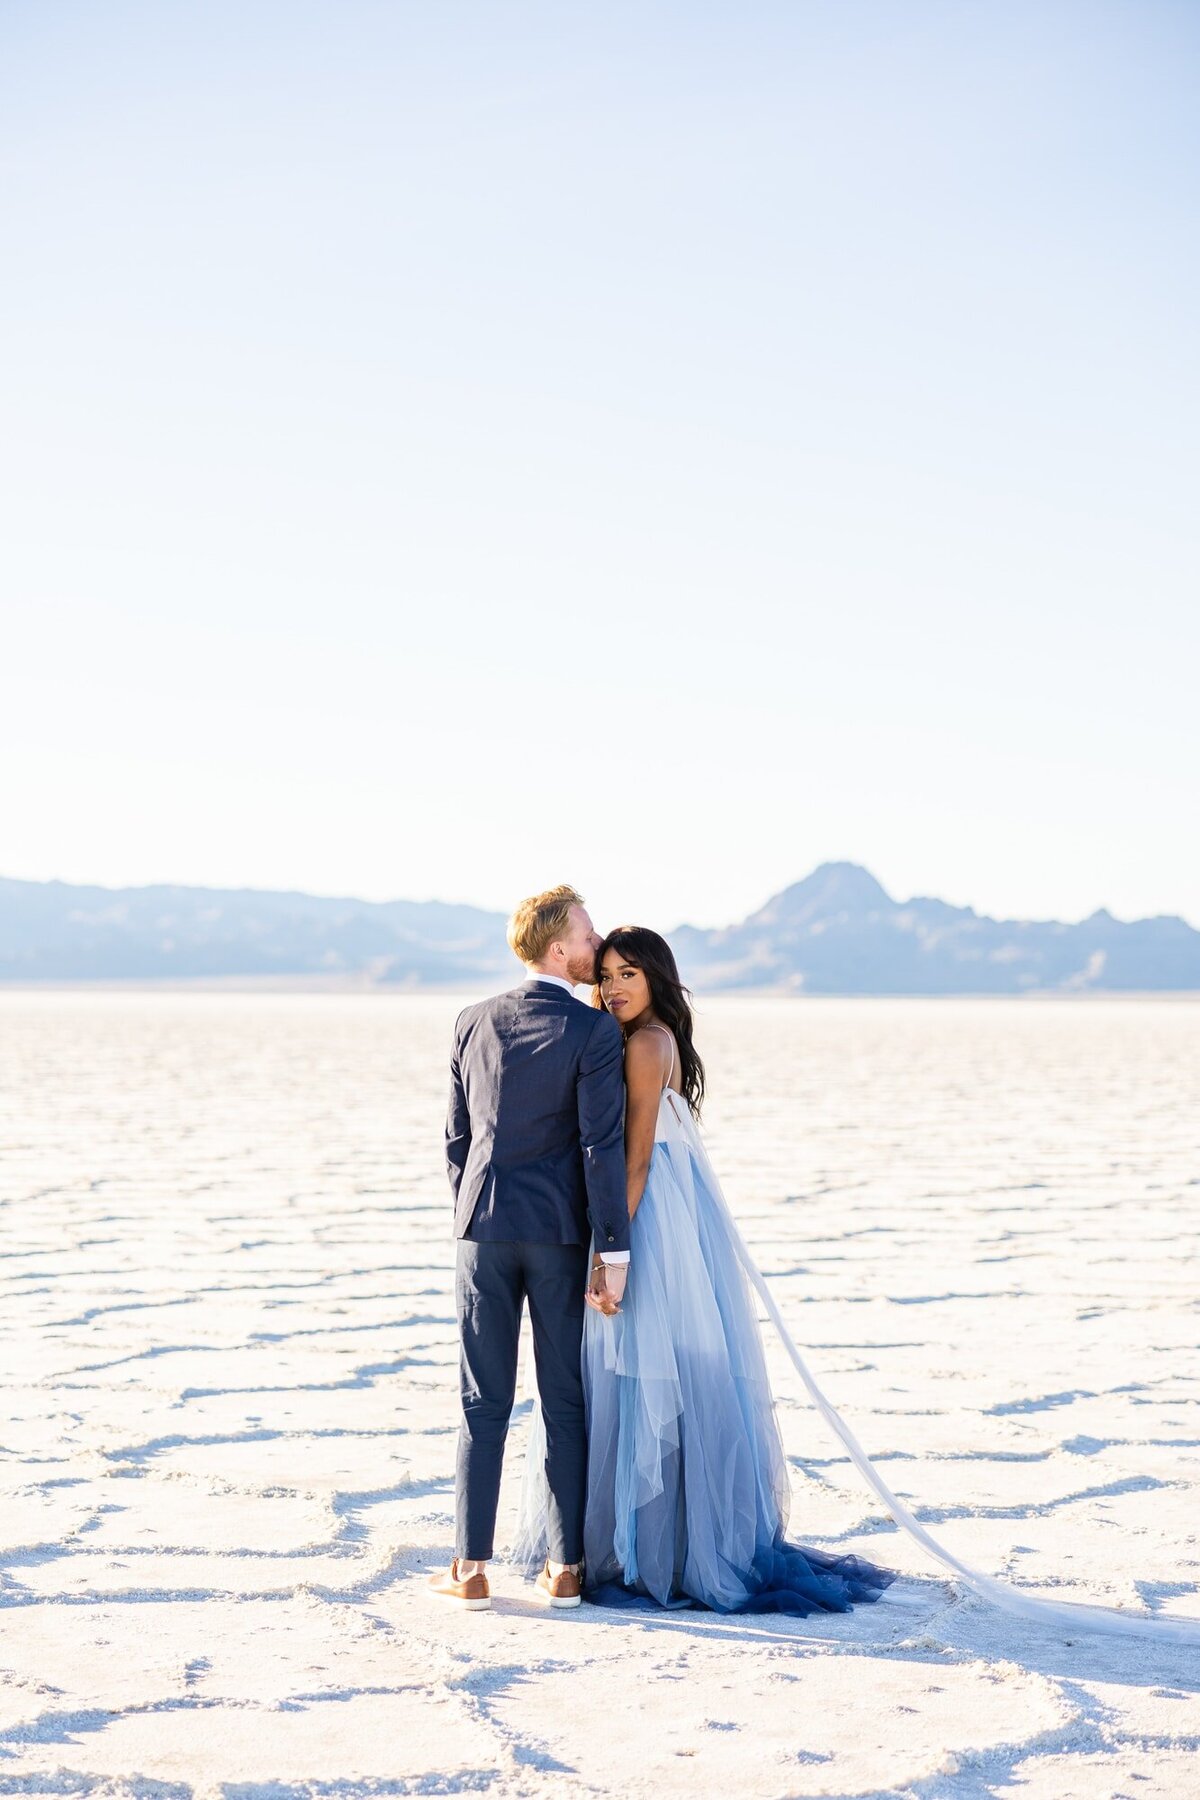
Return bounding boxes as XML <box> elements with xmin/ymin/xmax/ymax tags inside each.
<box><xmin>1</xmin><ymin>993</ymin><xmax>1198</xmax><ymax>1800</ymax></box>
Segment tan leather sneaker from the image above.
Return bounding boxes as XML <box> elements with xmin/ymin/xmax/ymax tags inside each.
<box><xmin>427</xmin><ymin>1559</ymin><xmax>491</xmax><ymax>1611</ymax></box>
<box><xmin>535</xmin><ymin>1560</ymin><xmax>582</xmax><ymax>1608</ymax></box>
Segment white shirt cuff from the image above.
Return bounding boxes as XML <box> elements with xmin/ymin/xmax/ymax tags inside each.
<box><xmin>598</xmin><ymin>1250</ymin><xmax>630</xmax><ymax>1265</ymax></box>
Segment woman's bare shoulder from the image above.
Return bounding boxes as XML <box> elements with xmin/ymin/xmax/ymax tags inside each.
<box><xmin>624</xmin><ymin>1025</ymin><xmax>674</xmax><ymax>1080</ymax></box>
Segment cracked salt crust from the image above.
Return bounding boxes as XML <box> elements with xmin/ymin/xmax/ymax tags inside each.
<box><xmin>1</xmin><ymin>992</ymin><xmax>1198</xmax><ymax>1798</ymax></box>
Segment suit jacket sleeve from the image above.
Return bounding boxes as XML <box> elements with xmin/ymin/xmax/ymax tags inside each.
<box><xmin>445</xmin><ymin>1017</ymin><xmax>471</xmax><ymax>1202</ymax></box>
<box><xmin>577</xmin><ymin>1011</ymin><xmax>631</xmax><ymax>1254</ymax></box>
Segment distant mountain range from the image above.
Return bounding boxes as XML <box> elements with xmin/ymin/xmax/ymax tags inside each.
<box><xmin>671</xmin><ymin>863</ymin><xmax>1200</xmax><ymax>994</ymax></box>
<box><xmin>2</xmin><ymin>864</ymin><xmax>1199</xmax><ymax>993</ymax></box>
<box><xmin>0</xmin><ymin>877</ymin><xmax>513</xmax><ymax>987</ymax></box>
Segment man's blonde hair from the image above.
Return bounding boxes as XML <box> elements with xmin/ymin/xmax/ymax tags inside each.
<box><xmin>507</xmin><ymin>884</ymin><xmax>585</xmax><ymax>966</ymax></box>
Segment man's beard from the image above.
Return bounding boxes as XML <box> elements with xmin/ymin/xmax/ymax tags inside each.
<box><xmin>565</xmin><ymin>953</ymin><xmax>597</xmax><ymax>986</ymax></box>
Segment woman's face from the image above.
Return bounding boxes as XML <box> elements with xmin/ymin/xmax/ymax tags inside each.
<box><xmin>599</xmin><ymin>947</ymin><xmax>653</xmax><ymax>1025</ymax></box>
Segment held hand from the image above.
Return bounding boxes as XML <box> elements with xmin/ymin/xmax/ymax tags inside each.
<box><xmin>602</xmin><ymin>1261</ymin><xmax>628</xmax><ymax>1306</ymax></box>
<box><xmin>585</xmin><ymin>1259</ymin><xmax>623</xmax><ymax>1316</ymax></box>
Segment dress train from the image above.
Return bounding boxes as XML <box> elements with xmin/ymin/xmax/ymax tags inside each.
<box><xmin>513</xmin><ymin>1086</ymin><xmax>1200</xmax><ymax>1641</ymax></box>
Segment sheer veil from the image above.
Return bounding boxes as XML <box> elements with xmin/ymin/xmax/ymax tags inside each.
<box><xmin>674</xmin><ymin>1091</ymin><xmax>1200</xmax><ymax>1644</ymax></box>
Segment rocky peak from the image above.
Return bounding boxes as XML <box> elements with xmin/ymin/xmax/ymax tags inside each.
<box><xmin>748</xmin><ymin>862</ymin><xmax>895</xmax><ymax>928</ymax></box>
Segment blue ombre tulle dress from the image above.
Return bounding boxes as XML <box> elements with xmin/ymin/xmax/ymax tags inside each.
<box><xmin>513</xmin><ymin>1076</ymin><xmax>895</xmax><ymax>1615</ymax></box>
<box><xmin>512</xmin><ymin>1069</ymin><xmax>1200</xmax><ymax>1639</ymax></box>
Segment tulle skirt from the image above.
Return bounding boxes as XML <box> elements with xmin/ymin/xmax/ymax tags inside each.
<box><xmin>508</xmin><ymin>1094</ymin><xmax>1200</xmax><ymax>1643</ymax></box>
<box><xmin>513</xmin><ymin>1115</ymin><xmax>894</xmax><ymax>1615</ymax></box>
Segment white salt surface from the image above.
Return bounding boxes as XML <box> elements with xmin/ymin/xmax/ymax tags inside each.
<box><xmin>1</xmin><ymin>991</ymin><xmax>1198</xmax><ymax>1799</ymax></box>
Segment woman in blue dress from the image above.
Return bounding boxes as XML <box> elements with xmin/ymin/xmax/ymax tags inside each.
<box><xmin>515</xmin><ymin>925</ymin><xmax>894</xmax><ymax>1615</ymax></box>
<box><xmin>512</xmin><ymin>928</ymin><xmax>1200</xmax><ymax>1639</ymax></box>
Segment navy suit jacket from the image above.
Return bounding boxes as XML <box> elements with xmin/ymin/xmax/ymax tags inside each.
<box><xmin>446</xmin><ymin>980</ymin><xmax>630</xmax><ymax>1253</ymax></box>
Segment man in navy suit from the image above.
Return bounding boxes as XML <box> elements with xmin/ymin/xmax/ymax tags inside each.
<box><xmin>428</xmin><ymin>885</ymin><xmax>630</xmax><ymax>1611</ymax></box>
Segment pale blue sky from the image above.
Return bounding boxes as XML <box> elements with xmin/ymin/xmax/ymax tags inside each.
<box><xmin>3</xmin><ymin>1</ymin><xmax>1198</xmax><ymax>932</ymax></box>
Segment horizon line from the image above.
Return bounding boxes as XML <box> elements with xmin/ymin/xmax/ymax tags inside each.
<box><xmin>2</xmin><ymin>862</ymin><xmax>1196</xmax><ymax>936</ymax></box>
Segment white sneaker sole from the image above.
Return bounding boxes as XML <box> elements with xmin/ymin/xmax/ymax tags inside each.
<box><xmin>430</xmin><ymin>1591</ymin><xmax>491</xmax><ymax>1611</ymax></box>
<box><xmin>535</xmin><ymin>1588</ymin><xmax>582</xmax><ymax>1608</ymax></box>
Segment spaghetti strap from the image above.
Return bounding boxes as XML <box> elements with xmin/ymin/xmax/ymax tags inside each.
<box><xmin>644</xmin><ymin>1023</ymin><xmax>676</xmax><ymax>1092</ymax></box>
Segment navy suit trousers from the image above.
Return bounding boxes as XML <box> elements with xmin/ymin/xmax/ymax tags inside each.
<box><xmin>455</xmin><ymin>1239</ymin><xmax>588</xmax><ymax>1563</ymax></box>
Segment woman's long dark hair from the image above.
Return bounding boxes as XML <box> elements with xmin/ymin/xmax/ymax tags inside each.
<box><xmin>593</xmin><ymin>926</ymin><xmax>706</xmax><ymax>1118</ymax></box>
